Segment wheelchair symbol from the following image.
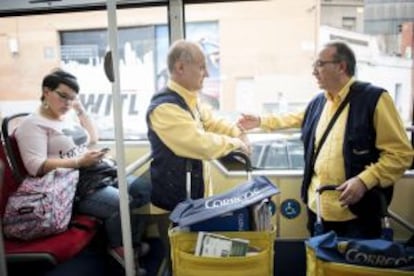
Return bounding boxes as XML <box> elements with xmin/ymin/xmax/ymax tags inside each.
<box><xmin>281</xmin><ymin>199</ymin><xmax>301</xmax><ymax>219</ymax></box>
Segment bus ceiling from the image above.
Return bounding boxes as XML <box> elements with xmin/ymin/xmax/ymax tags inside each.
<box><xmin>0</xmin><ymin>0</ymin><xmax>167</xmax><ymax>17</ymax></box>
<box><xmin>0</xmin><ymin>0</ymin><xmax>261</xmax><ymax>17</ymax></box>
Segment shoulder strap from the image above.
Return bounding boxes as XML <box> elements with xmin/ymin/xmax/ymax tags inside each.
<box><xmin>311</xmin><ymin>88</ymin><xmax>356</xmax><ymax>169</ymax></box>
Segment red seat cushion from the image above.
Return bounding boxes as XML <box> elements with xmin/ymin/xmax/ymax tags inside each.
<box><xmin>4</xmin><ymin>215</ymin><xmax>98</xmax><ymax>263</ymax></box>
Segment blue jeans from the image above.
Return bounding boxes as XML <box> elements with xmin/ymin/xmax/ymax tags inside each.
<box><xmin>75</xmin><ymin>174</ymin><xmax>151</xmax><ymax>248</ymax></box>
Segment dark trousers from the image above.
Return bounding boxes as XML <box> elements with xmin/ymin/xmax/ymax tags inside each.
<box><xmin>307</xmin><ymin>208</ymin><xmax>382</xmax><ymax>239</ymax></box>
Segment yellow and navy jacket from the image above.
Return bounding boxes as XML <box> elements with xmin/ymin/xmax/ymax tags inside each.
<box><xmin>301</xmin><ymin>81</ymin><xmax>392</xmax><ymax>217</ymax></box>
<box><xmin>146</xmin><ymin>89</ymin><xmax>204</xmax><ymax>211</ymax></box>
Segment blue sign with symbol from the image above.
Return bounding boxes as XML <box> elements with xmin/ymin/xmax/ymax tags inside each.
<box><xmin>281</xmin><ymin>199</ymin><xmax>301</xmax><ymax>219</ymax></box>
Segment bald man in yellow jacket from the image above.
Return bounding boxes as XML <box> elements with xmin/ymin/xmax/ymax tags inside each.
<box><xmin>146</xmin><ymin>40</ymin><xmax>249</xmax><ymax>211</ymax></box>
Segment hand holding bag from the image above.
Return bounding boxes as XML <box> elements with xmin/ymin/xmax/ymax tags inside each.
<box><xmin>3</xmin><ymin>168</ymin><xmax>79</xmax><ymax>240</ymax></box>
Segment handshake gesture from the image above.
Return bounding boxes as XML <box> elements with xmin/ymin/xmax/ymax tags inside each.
<box><xmin>235</xmin><ymin>113</ymin><xmax>261</xmax><ymax>156</ymax></box>
<box><xmin>237</xmin><ymin>113</ymin><xmax>261</xmax><ymax>131</ymax></box>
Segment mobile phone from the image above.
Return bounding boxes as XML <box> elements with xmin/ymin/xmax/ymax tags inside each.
<box><xmin>100</xmin><ymin>147</ymin><xmax>111</xmax><ymax>153</ymax></box>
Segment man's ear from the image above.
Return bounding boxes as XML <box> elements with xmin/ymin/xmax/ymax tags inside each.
<box><xmin>175</xmin><ymin>61</ymin><xmax>185</xmax><ymax>74</ymax></box>
<box><xmin>338</xmin><ymin>60</ymin><xmax>347</xmax><ymax>74</ymax></box>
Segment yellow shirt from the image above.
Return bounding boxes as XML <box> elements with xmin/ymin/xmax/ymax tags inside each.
<box><xmin>149</xmin><ymin>80</ymin><xmax>244</xmax><ymax>195</ymax></box>
<box><xmin>260</xmin><ymin>78</ymin><xmax>413</xmax><ymax>221</ymax></box>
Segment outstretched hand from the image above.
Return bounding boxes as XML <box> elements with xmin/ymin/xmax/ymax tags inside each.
<box><xmin>237</xmin><ymin>113</ymin><xmax>261</xmax><ymax>131</ymax></box>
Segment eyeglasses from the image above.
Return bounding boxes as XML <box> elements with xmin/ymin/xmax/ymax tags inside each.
<box><xmin>312</xmin><ymin>60</ymin><xmax>340</xmax><ymax>68</ymax></box>
<box><xmin>53</xmin><ymin>90</ymin><xmax>77</xmax><ymax>102</ymax></box>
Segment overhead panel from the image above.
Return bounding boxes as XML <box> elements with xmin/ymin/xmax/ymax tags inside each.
<box><xmin>0</xmin><ymin>0</ymin><xmax>167</xmax><ymax>16</ymax></box>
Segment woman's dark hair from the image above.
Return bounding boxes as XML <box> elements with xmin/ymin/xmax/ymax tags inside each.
<box><xmin>326</xmin><ymin>41</ymin><xmax>356</xmax><ymax>77</ymax></box>
<box><xmin>41</xmin><ymin>69</ymin><xmax>79</xmax><ymax>100</ymax></box>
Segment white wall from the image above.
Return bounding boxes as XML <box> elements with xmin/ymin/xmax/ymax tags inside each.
<box><xmin>320</xmin><ymin>25</ymin><xmax>413</xmax><ymax>124</ymax></box>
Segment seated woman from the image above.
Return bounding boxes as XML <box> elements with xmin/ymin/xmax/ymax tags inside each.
<box><xmin>14</xmin><ymin>68</ymin><xmax>149</xmax><ymax>275</ymax></box>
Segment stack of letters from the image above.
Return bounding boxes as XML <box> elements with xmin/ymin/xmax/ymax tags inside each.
<box><xmin>251</xmin><ymin>199</ymin><xmax>272</xmax><ymax>231</ymax></box>
<box><xmin>195</xmin><ymin>231</ymin><xmax>249</xmax><ymax>257</ymax></box>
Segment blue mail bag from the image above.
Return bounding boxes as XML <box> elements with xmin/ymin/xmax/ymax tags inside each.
<box><xmin>189</xmin><ymin>207</ymin><xmax>251</xmax><ymax>231</ymax></box>
<box><xmin>169</xmin><ymin>175</ymin><xmax>279</xmax><ymax>228</ymax></box>
<box><xmin>306</xmin><ymin>231</ymin><xmax>414</xmax><ymax>270</ymax></box>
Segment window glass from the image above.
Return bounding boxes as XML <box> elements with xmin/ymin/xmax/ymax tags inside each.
<box><xmin>342</xmin><ymin>16</ymin><xmax>356</xmax><ymax>30</ymax></box>
<box><xmin>58</xmin><ymin>20</ymin><xmax>218</xmax><ymax>139</ymax></box>
<box><xmin>249</xmin><ymin>133</ymin><xmax>304</xmax><ymax>170</ymax></box>
<box><xmin>0</xmin><ymin>7</ymin><xmax>168</xmax><ymax>140</ymax></box>
<box><xmin>265</xmin><ymin>143</ymin><xmax>289</xmax><ymax>169</ymax></box>
<box><xmin>0</xmin><ymin>1</ymin><xmax>412</xmax><ymax>171</ymax></box>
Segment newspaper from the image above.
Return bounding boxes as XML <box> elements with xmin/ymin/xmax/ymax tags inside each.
<box><xmin>195</xmin><ymin>231</ymin><xmax>249</xmax><ymax>257</ymax></box>
<box><xmin>251</xmin><ymin>199</ymin><xmax>272</xmax><ymax>231</ymax></box>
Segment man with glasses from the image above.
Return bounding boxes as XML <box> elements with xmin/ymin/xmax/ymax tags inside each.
<box><xmin>238</xmin><ymin>41</ymin><xmax>413</xmax><ymax>239</ymax></box>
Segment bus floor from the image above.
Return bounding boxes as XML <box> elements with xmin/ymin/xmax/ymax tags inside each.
<box><xmin>5</xmin><ymin>234</ymin><xmax>165</xmax><ymax>276</ymax></box>
<box><xmin>6</xmin><ymin>238</ymin><xmax>307</xmax><ymax>276</ymax></box>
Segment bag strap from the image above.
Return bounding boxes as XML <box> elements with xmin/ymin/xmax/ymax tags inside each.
<box><xmin>311</xmin><ymin>89</ymin><xmax>355</xmax><ymax>170</ymax></box>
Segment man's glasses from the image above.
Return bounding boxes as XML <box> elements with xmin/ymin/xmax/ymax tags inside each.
<box><xmin>53</xmin><ymin>90</ymin><xmax>77</xmax><ymax>102</ymax></box>
<box><xmin>312</xmin><ymin>60</ymin><xmax>340</xmax><ymax>68</ymax></box>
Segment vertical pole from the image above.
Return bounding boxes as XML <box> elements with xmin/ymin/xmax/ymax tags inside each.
<box><xmin>410</xmin><ymin>23</ymin><xmax>414</xmax><ymax>153</ymax></box>
<box><xmin>106</xmin><ymin>1</ymin><xmax>136</xmax><ymax>275</ymax></box>
<box><xmin>168</xmin><ymin>0</ymin><xmax>185</xmax><ymax>43</ymax></box>
<box><xmin>314</xmin><ymin>0</ymin><xmax>321</xmax><ymax>57</ymax></box>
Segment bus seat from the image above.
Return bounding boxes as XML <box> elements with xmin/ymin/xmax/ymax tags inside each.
<box><xmin>2</xmin><ymin>113</ymin><xmax>29</xmax><ymax>184</ymax></box>
<box><xmin>0</xmin><ymin>113</ymin><xmax>100</xmax><ymax>265</ymax></box>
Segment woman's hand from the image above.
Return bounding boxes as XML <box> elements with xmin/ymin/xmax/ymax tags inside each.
<box><xmin>72</xmin><ymin>98</ymin><xmax>99</xmax><ymax>145</ymax></box>
<box><xmin>77</xmin><ymin>150</ymin><xmax>105</xmax><ymax>167</ymax></box>
<box><xmin>72</xmin><ymin>98</ymin><xmax>86</xmax><ymax>116</ymax></box>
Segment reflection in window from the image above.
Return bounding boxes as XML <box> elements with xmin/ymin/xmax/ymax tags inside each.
<box><xmin>265</xmin><ymin>142</ymin><xmax>289</xmax><ymax>169</ymax></box>
<box><xmin>59</xmin><ymin>22</ymin><xmax>219</xmax><ymax>139</ymax></box>
<box><xmin>342</xmin><ymin>16</ymin><xmax>356</xmax><ymax>31</ymax></box>
<box><xmin>250</xmin><ymin>133</ymin><xmax>304</xmax><ymax>170</ymax></box>
<box><xmin>287</xmin><ymin>141</ymin><xmax>305</xmax><ymax>169</ymax></box>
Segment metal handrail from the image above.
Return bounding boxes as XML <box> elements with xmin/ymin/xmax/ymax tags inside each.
<box><xmin>125</xmin><ymin>152</ymin><xmax>152</xmax><ymax>175</ymax></box>
<box><xmin>388</xmin><ymin>209</ymin><xmax>414</xmax><ymax>234</ymax></box>
<box><xmin>124</xmin><ymin>147</ymin><xmax>414</xmax><ymax>237</ymax></box>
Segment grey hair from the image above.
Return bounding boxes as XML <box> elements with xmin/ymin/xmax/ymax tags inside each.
<box><xmin>167</xmin><ymin>40</ymin><xmax>200</xmax><ymax>73</ymax></box>
<box><xmin>325</xmin><ymin>41</ymin><xmax>356</xmax><ymax>77</ymax></box>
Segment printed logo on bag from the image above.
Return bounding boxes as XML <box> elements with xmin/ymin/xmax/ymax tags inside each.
<box><xmin>205</xmin><ymin>188</ymin><xmax>260</xmax><ymax>209</ymax></box>
<box><xmin>341</xmin><ymin>241</ymin><xmax>414</xmax><ymax>268</ymax></box>
<box><xmin>169</xmin><ymin>176</ymin><xmax>280</xmax><ymax>227</ymax></box>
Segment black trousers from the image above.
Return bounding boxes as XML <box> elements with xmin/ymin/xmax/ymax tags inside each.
<box><xmin>307</xmin><ymin>208</ymin><xmax>382</xmax><ymax>239</ymax></box>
